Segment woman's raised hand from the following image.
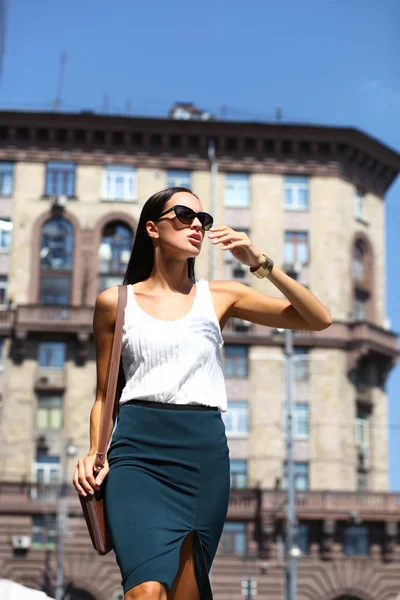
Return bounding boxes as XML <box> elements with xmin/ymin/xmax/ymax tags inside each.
<box><xmin>208</xmin><ymin>226</ymin><xmax>264</xmax><ymax>270</ymax></box>
<box><xmin>72</xmin><ymin>453</ymin><xmax>109</xmax><ymax>497</ymax></box>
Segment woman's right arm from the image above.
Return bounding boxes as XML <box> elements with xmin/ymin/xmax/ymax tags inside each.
<box><xmin>72</xmin><ymin>286</ymin><xmax>119</xmax><ymax>496</ymax></box>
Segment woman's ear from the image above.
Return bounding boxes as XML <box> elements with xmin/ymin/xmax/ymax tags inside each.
<box><xmin>146</xmin><ymin>220</ymin><xmax>159</xmax><ymax>239</ymax></box>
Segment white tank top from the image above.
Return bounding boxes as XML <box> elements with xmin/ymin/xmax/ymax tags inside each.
<box><xmin>119</xmin><ymin>279</ymin><xmax>228</xmax><ymax>412</ymax></box>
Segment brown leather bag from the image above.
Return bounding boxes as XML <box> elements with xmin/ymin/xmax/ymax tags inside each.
<box><xmin>79</xmin><ymin>285</ymin><xmax>127</xmax><ymax>555</ymax></box>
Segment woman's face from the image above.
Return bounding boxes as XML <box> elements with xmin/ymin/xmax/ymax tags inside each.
<box><xmin>149</xmin><ymin>191</ymin><xmax>207</xmax><ymax>259</ymax></box>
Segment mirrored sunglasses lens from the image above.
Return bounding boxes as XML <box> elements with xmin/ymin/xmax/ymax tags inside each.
<box><xmin>201</xmin><ymin>214</ymin><xmax>213</xmax><ymax>230</ymax></box>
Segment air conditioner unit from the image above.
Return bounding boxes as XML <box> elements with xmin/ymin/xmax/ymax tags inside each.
<box><xmin>12</xmin><ymin>535</ymin><xmax>31</xmax><ymax>550</ymax></box>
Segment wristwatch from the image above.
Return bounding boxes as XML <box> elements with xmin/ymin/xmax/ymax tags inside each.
<box><xmin>250</xmin><ymin>254</ymin><xmax>274</xmax><ymax>278</ymax></box>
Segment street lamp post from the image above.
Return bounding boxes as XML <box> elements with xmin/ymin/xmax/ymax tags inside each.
<box><xmin>55</xmin><ymin>439</ymin><xmax>77</xmax><ymax>600</ymax></box>
<box><xmin>284</xmin><ymin>325</ymin><xmax>297</xmax><ymax>600</ymax></box>
<box><xmin>283</xmin><ymin>262</ymin><xmax>301</xmax><ymax>600</ymax></box>
<box><xmin>208</xmin><ymin>137</ymin><xmax>217</xmax><ymax>282</ymax></box>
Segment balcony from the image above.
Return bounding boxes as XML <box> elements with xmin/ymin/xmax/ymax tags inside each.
<box><xmin>35</xmin><ymin>366</ymin><xmax>66</xmax><ymax>390</ymax></box>
<box><xmin>15</xmin><ymin>304</ymin><xmax>94</xmax><ymax>335</ymax></box>
<box><xmin>260</xmin><ymin>489</ymin><xmax>400</xmax><ymax>521</ymax></box>
<box><xmin>0</xmin><ymin>308</ymin><xmax>14</xmax><ymax>333</ymax></box>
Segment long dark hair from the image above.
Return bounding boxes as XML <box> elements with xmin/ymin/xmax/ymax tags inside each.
<box><xmin>122</xmin><ymin>187</ymin><xmax>199</xmax><ymax>285</ymax></box>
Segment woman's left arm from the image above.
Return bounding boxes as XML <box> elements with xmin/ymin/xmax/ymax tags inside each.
<box><xmin>209</xmin><ymin>226</ymin><xmax>332</xmax><ymax>332</ymax></box>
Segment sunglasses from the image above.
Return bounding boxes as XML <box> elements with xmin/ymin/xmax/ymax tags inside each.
<box><xmin>156</xmin><ymin>205</ymin><xmax>214</xmax><ymax>231</ymax></box>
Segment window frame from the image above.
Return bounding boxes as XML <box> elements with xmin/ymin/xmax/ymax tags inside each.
<box><xmin>0</xmin><ymin>219</ymin><xmax>12</xmax><ymax>250</ymax></box>
<box><xmin>224</xmin><ymin>173</ymin><xmax>250</xmax><ymax>208</ymax></box>
<box><xmin>343</xmin><ymin>524</ymin><xmax>369</xmax><ymax>557</ymax></box>
<box><xmin>0</xmin><ymin>162</ymin><xmax>14</xmax><ymax>196</ymax></box>
<box><xmin>0</xmin><ymin>274</ymin><xmax>7</xmax><ymax>305</ymax></box>
<box><xmin>220</xmin><ymin>521</ymin><xmax>247</xmax><ymax>554</ymax></box>
<box><xmin>38</xmin><ymin>342</ymin><xmax>66</xmax><ymax>369</ymax></box>
<box><xmin>284</xmin><ymin>175</ymin><xmax>309</xmax><ymax>211</ymax></box>
<box><xmin>45</xmin><ymin>161</ymin><xmax>76</xmax><ymax>197</ymax></box>
<box><xmin>284</xmin><ymin>231</ymin><xmax>309</xmax><ymax>266</ymax></box>
<box><xmin>283</xmin><ymin>461</ymin><xmax>309</xmax><ymax>491</ymax></box>
<box><xmin>223</xmin><ymin>401</ymin><xmax>249</xmax><ymax>438</ymax></box>
<box><xmin>166</xmin><ymin>169</ymin><xmax>191</xmax><ymax>189</ymax></box>
<box><xmin>36</xmin><ymin>394</ymin><xmax>63</xmax><ymax>430</ymax></box>
<box><xmin>230</xmin><ymin>459</ymin><xmax>248</xmax><ymax>489</ymax></box>
<box><xmin>354</xmin><ymin>189</ymin><xmax>365</xmax><ymax>221</ymax></box>
<box><xmin>102</xmin><ymin>165</ymin><xmax>137</xmax><ymax>202</ymax></box>
<box><xmin>224</xmin><ymin>344</ymin><xmax>249</xmax><ymax>378</ymax></box>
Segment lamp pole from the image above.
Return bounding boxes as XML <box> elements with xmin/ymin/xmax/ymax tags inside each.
<box><xmin>208</xmin><ymin>138</ymin><xmax>217</xmax><ymax>282</ymax></box>
<box><xmin>283</xmin><ymin>263</ymin><xmax>301</xmax><ymax>600</ymax></box>
<box><xmin>55</xmin><ymin>439</ymin><xmax>76</xmax><ymax>600</ymax></box>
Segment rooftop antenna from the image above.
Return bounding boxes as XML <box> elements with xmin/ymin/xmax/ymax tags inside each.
<box><xmin>125</xmin><ymin>97</ymin><xmax>132</xmax><ymax>115</ymax></box>
<box><xmin>276</xmin><ymin>104</ymin><xmax>283</xmax><ymax>122</ymax></box>
<box><xmin>103</xmin><ymin>93</ymin><xmax>109</xmax><ymax>114</ymax></box>
<box><xmin>53</xmin><ymin>51</ymin><xmax>67</xmax><ymax>112</ymax></box>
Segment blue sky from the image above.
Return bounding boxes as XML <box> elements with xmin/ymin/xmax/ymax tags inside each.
<box><xmin>2</xmin><ymin>0</ymin><xmax>400</xmax><ymax>488</ymax></box>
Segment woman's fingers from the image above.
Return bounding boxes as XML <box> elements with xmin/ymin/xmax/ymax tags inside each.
<box><xmin>73</xmin><ymin>464</ymin><xmax>87</xmax><ymax>497</ymax></box>
<box><xmin>72</xmin><ymin>456</ymin><xmax>110</xmax><ymax>496</ymax></box>
<box><xmin>95</xmin><ymin>461</ymin><xmax>109</xmax><ymax>486</ymax></box>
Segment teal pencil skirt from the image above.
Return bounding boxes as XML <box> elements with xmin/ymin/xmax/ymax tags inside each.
<box><xmin>104</xmin><ymin>400</ymin><xmax>230</xmax><ymax>599</ymax></box>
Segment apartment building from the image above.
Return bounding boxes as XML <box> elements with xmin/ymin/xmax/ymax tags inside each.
<box><xmin>0</xmin><ymin>109</ymin><xmax>399</xmax><ymax>600</ymax></box>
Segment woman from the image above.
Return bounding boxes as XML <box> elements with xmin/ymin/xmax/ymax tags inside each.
<box><xmin>73</xmin><ymin>187</ymin><xmax>332</xmax><ymax>600</ymax></box>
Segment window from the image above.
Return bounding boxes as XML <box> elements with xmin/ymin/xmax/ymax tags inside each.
<box><xmin>355</xmin><ymin>405</ymin><xmax>370</xmax><ymax>450</ymax></box>
<box><xmin>32</xmin><ymin>515</ymin><xmax>57</xmax><ymax>550</ymax></box>
<box><xmin>0</xmin><ymin>275</ymin><xmax>7</xmax><ymax>305</ymax></box>
<box><xmin>0</xmin><ymin>162</ymin><xmax>14</xmax><ymax>196</ymax></box>
<box><xmin>102</xmin><ymin>165</ymin><xmax>136</xmax><ymax>201</ymax></box>
<box><xmin>45</xmin><ymin>162</ymin><xmax>75</xmax><ymax>197</ymax></box>
<box><xmin>284</xmin><ymin>176</ymin><xmax>309</xmax><ymax>210</ymax></box>
<box><xmin>354</xmin><ymin>189</ymin><xmax>365</xmax><ymax>221</ymax></box>
<box><xmin>39</xmin><ymin>218</ymin><xmax>74</xmax><ymax>305</ymax></box>
<box><xmin>38</xmin><ymin>342</ymin><xmax>66</xmax><ymax>368</ymax></box>
<box><xmin>357</xmin><ymin>470</ymin><xmax>368</xmax><ymax>492</ymax></box>
<box><xmin>293</xmin><ymin>347</ymin><xmax>309</xmax><ymax>381</ymax></box>
<box><xmin>33</xmin><ymin>455</ymin><xmax>61</xmax><ymax>484</ymax></box>
<box><xmin>297</xmin><ymin>523</ymin><xmax>309</xmax><ymax>555</ymax></box>
<box><xmin>284</xmin><ymin>231</ymin><xmax>309</xmax><ymax>265</ymax></box>
<box><xmin>354</xmin><ymin>290</ymin><xmax>368</xmax><ymax>321</ymax></box>
<box><xmin>0</xmin><ymin>219</ymin><xmax>12</xmax><ymax>249</ymax></box>
<box><xmin>220</xmin><ymin>522</ymin><xmax>247</xmax><ymax>554</ymax></box>
<box><xmin>167</xmin><ymin>169</ymin><xmax>191</xmax><ymax>188</ymax></box>
<box><xmin>98</xmin><ymin>221</ymin><xmax>133</xmax><ymax>293</ymax></box>
<box><xmin>284</xmin><ymin>403</ymin><xmax>309</xmax><ymax>439</ymax></box>
<box><xmin>223</xmin><ymin>401</ymin><xmax>249</xmax><ymax>437</ymax></box>
<box><xmin>224</xmin><ymin>173</ymin><xmax>250</xmax><ymax>207</ymax></box>
<box><xmin>343</xmin><ymin>525</ymin><xmax>369</xmax><ymax>556</ymax></box>
<box><xmin>283</xmin><ymin>462</ymin><xmax>309</xmax><ymax>490</ymax></box>
<box><xmin>224</xmin><ymin>345</ymin><xmax>248</xmax><ymax>377</ymax></box>
<box><xmin>230</xmin><ymin>459</ymin><xmax>247</xmax><ymax>488</ymax></box>
<box><xmin>36</xmin><ymin>394</ymin><xmax>63</xmax><ymax>429</ymax></box>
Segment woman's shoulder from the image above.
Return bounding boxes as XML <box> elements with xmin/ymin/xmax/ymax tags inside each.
<box><xmin>208</xmin><ymin>279</ymin><xmax>246</xmax><ymax>295</ymax></box>
<box><xmin>95</xmin><ymin>285</ymin><xmax>120</xmax><ymax>318</ymax></box>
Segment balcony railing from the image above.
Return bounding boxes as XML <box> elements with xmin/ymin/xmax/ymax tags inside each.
<box><xmin>261</xmin><ymin>489</ymin><xmax>400</xmax><ymax>518</ymax></box>
<box><xmin>15</xmin><ymin>304</ymin><xmax>94</xmax><ymax>333</ymax></box>
<box><xmin>35</xmin><ymin>366</ymin><xmax>66</xmax><ymax>389</ymax></box>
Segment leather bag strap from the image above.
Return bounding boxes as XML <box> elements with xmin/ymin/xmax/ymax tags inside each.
<box><xmin>95</xmin><ymin>285</ymin><xmax>127</xmax><ymax>470</ymax></box>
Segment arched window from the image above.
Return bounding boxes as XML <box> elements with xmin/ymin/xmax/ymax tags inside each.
<box><xmin>352</xmin><ymin>236</ymin><xmax>373</xmax><ymax>322</ymax></box>
<box><xmin>352</xmin><ymin>239</ymin><xmax>366</xmax><ymax>284</ymax></box>
<box><xmin>39</xmin><ymin>218</ymin><xmax>74</xmax><ymax>305</ymax></box>
<box><xmin>98</xmin><ymin>221</ymin><xmax>133</xmax><ymax>292</ymax></box>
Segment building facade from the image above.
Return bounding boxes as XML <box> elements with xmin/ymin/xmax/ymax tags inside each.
<box><xmin>0</xmin><ymin>110</ymin><xmax>399</xmax><ymax>599</ymax></box>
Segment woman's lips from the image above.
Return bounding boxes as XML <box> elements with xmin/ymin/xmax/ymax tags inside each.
<box><xmin>188</xmin><ymin>235</ymin><xmax>201</xmax><ymax>245</ymax></box>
